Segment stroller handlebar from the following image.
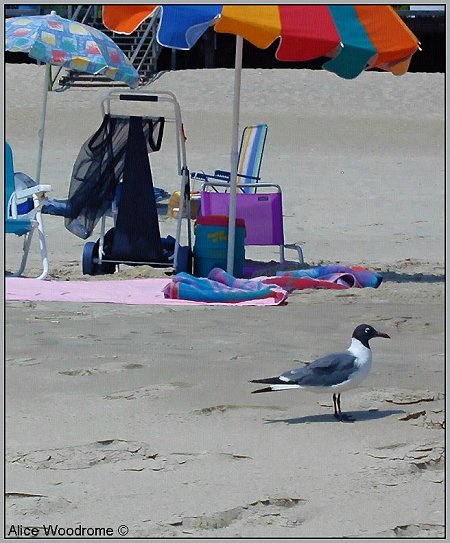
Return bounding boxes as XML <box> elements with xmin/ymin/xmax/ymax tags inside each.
<box><xmin>119</xmin><ymin>94</ymin><xmax>159</xmax><ymax>102</ymax></box>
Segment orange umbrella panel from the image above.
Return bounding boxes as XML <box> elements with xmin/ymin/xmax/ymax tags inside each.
<box><xmin>102</xmin><ymin>5</ymin><xmax>158</xmax><ymax>35</ymax></box>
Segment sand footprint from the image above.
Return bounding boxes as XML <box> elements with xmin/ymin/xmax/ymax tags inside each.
<box><xmin>366</xmin><ymin>441</ymin><xmax>444</xmax><ymax>485</ymax></box>
<box><xmin>361</xmin><ymin>523</ymin><xmax>444</xmax><ymax>538</ymax></box>
<box><xmin>360</xmin><ymin>388</ymin><xmax>445</xmax><ymax>430</ymax></box>
<box><xmin>6</xmin><ymin>357</ymin><xmax>40</xmax><ymax>367</ymax></box>
<box><xmin>361</xmin><ymin>387</ymin><xmax>444</xmax><ymax>405</ymax></box>
<box><xmin>59</xmin><ymin>362</ymin><xmax>144</xmax><ymax>376</ymax></box>
<box><xmin>162</xmin><ymin>497</ymin><xmax>305</xmax><ymax>532</ymax></box>
<box><xmin>7</xmin><ymin>439</ymin><xmax>158</xmax><ymax>470</ymax></box>
<box><xmin>7</xmin><ymin>440</ymin><xmax>250</xmax><ymax>475</ymax></box>
<box><xmin>105</xmin><ymin>382</ymin><xmax>191</xmax><ymax>400</ymax></box>
<box><xmin>193</xmin><ymin>404</ymin><xmax>287</xmax><ymax>416</ymax></box>
<box><xmin>6</xmin><ymin>493</ymin><xmax>73</xmax><ymax>518</ymax></box>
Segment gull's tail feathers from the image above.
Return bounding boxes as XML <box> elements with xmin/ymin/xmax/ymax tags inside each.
<box><xmin>250</xmin><ymin>377</ymin><xmax>299</xmax><ymax>394</ymax></box>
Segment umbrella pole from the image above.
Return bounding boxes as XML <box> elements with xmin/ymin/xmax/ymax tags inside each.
<box><xmin>35</xmin><ymin>63</ymin><xmax>51</xmax><ymax>184</ymax></box>
<box><xmin>226</xmin><ymin>34</ymin><xmax>243</xmax><ymax>275</ymax></box>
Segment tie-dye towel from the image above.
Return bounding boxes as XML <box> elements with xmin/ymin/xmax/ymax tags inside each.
<box><xmin>164</xmin><ymin>268</ymin><xmax>288</xmax><ymax>304</ymax></box>
<box><xmin>262</xmin><ymin>265</ymin><xmax>383</xmax><ymax>291</ymax></box>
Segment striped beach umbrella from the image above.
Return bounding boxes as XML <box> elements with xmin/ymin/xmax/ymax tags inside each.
<box><xmin>103</xmin><ymin>4</ymin><xmax>420</xmax><ymax>273</ymax></box>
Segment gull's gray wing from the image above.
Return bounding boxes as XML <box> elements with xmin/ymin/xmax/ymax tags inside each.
<box><xmin>280</xmin><ymin>351</ymin><xmax>358</xmax><ymax>387</ymax></box>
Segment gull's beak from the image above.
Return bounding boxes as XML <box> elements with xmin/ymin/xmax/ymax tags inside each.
<box><xmin>375</xmin><ymin>330</ymin><xmax>390</xmax><ymax>339</ymax></box>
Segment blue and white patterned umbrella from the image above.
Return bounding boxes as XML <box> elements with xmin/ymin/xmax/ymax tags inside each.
<box><xmin>6</xmin><ymin>11</ymin><xmax>139</xmax><ymax>86</ymax></box>
<box><xmin>5</xmin><ymin>11</ymin><xmax>140</xmax><ymax>182</ymax></box>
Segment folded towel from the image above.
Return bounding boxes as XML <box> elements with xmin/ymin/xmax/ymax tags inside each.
<box><xmin>164</xmin><ymin>268</ymin><xmax>288</xmax><ymax>304</ymax></box>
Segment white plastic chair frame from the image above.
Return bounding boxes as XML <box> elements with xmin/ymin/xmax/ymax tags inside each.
<box><xmin>7</xmin><ymin>183</ymin><xmax>53</xmax><ymax>279</ymax></box>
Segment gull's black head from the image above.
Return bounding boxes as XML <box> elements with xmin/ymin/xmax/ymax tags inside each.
<box><xmin>352</xmin><ymin>324</ymin><xmax>390</xmax><ymax>348</ymax></box>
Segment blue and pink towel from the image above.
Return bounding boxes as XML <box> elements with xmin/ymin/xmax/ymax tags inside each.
<box><xmin>164</xmin><ymin>265</ymin><xmax>382</xmax><ymax>302</ymax></box>
<box><xmin>163</xmin><ymin>268</ymin><xmax>288</xmax><ymax>304</ymax></box>
<box><xmin>262</xmin><ymin>265</ymin><xmax>383</xmax><ymax>291</ymax></box>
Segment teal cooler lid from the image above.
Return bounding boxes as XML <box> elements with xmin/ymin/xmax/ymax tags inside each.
<box><xmin>196</xmin><ymin>214</ymin><xmax>245</xmax><ymax>228</ymax></box>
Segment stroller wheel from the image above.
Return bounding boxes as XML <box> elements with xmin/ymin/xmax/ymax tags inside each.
<box><xmin>82</xmin><ymin>240</ymin><xmax>116</xmax><ymax>275</ymax></box>
<box><xmin>175</xmin><ymin>246</ymin><xmax>192</xmax><ymax>274</ymax></box>
<box><xmin>82</xmin><ymin>242</ymin><xmax>98</xmax><ymax>275</ymax></box>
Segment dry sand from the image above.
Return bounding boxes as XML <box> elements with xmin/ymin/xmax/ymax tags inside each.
<box><xmin>5</xmin><ymin>65</ymin><xmax>445</xmax><ymax>538</ymax></box>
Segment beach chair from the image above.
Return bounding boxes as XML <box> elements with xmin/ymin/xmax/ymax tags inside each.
<box><xmin>199</xmin><ymin>180</ymin><xmax>304</xmax><ymax>277</ymax></box>
<box><xmin>5</xmin><ymin>142</ymin><xmax>52</xmax><ymax>279</ymax></box>
<box><xmin>191</xmin><ymin>124</ymin><xmax>268</xmax><ymax>193</ymax></box>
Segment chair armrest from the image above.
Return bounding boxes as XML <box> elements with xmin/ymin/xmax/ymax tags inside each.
<box><xmin>213</xmin><ymin>171</ymin><xmax>261</xmax><ymax>180</ymax></box>
<box><xmin>191</xmin><ymin>170</ymin><xmax>231</xmax><ymax>181</ymax></box>
<box><xmin>236</xmin><ymin>173</ymin><xmax>260</xmax><ymax>181</ymax></box>
<box><xmin>190</xmin><ymin>171</ymin><xmax>208</xmax><ymax>181</ymax></box>
<box><xmin>214</xmin><ymin>170</ymin><xmax>231</xmax><ymax>179</ymax></box>
<box><xmin>16</xmin><ymin>184</ymin><xmax>52</xmax><ymax>198</ymax></box>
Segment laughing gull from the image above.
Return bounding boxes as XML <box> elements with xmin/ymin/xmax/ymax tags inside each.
<box><xmin>250</xmin><ymin>324</ymin><xmax>390</xmax><ymax>422</ymax></box>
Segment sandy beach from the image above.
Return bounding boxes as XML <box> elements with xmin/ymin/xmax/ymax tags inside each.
<box><xmin>5</xmin><ymin>65</ymin><xmax>445</xmax><ymax>538</ymax></box>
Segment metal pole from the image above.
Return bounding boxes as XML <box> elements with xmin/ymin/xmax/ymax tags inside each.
<box><xmin>35</xmin><ymin>63</ymin><xmax>51</xmax><ymax>184</ymax></box>
<box><xmin>226</xmin><ymin>34</ymin><xmax>243</xmax><ymax>274</ymax></box>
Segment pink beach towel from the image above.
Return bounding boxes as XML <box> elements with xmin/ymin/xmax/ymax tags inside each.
<box><xmin>5</xmin><ymin>277</ymin><xmax>286</xmax><ymax>306</ymax></box>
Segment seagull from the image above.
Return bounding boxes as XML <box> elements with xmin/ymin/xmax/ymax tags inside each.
<box><xmin>250</xmin><ymin>324</ymin><xmax>390</xmax><ymax>422</ymax></box>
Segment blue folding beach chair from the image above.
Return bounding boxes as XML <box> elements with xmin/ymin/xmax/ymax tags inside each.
<box><xmin>5</xmin><ymin>142</ymin><xmax>52</xmax><ymax>279</ymax></box>
<box><xmin>191</xmin><ymin>124</ymin><xmax>268</xmax><ymax>193</ymax></box>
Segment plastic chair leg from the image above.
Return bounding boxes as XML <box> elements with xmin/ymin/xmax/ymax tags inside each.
<box><xmin>35</xmin><ymin>210</ymin><xmax>49</xmax><ymax>279</ymax></box>
<box><xmin>284</xmin><ymin>243</ymin><xmax>304</xmax><ymax>264</ymax></box>
<box><xmin>12</xmin><ymin>229</ymin><xmax>34</xmax><ymax>277</ymax></box>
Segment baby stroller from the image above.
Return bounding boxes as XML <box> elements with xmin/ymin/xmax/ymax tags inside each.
<box><xmin>42</xmin><ymin>90</ymin><xmax>193</xmax><ymax>275</ymax></box>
